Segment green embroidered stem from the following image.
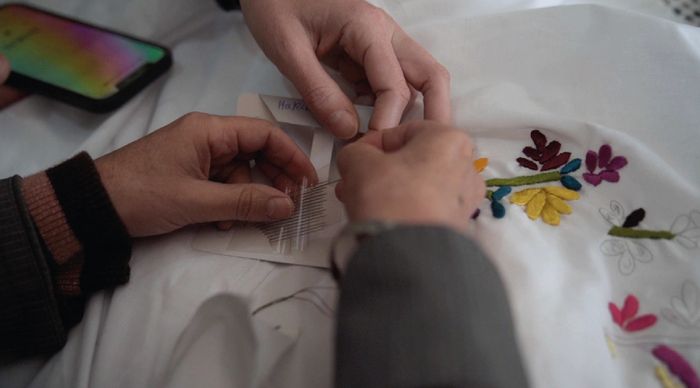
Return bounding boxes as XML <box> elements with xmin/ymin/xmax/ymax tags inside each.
<box><xmin>608</xmin><ymin>226</ymin><xmax>675</xmax><ymax>240</ymax></box>
<box><xmin>486</xmin><ymin>171</ymin><xmax>562</xmax><ymax>187</ymax></box>
<box><xmin>486</xmin><ymin>190</ymin><xmax>494</xmax><ymax>200</ymax></box>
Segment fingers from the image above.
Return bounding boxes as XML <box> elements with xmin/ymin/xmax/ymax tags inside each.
<box><xmin>336</xmin><ymin>140</ymin><xmax>384</xmax><ymax>177</ymax></box>
<box><xmin>0</xmin><ymin>54</ymin><xmax>26</xmax><ymax>109</ymax></box>
<box><xmin>357</xmin><ymin>120</ymin><xmax>447</xmax><ymax>152</ymax></box>
<box><xmin>0</xmin><ymin>54</ymin><xmax>9</xmax><ymax>84</ymax></box>
<box><xmin>189</xmin><ymin>181</ymin><xmax>294</xmax><ymax>223</ymax></box>
<box><xmin>392</xmin><ymin>31</ymin><xmax>452</xmax><ymax>124</ymax></box>
<box><xmin>215</xmin><ymin>162</ymin><xmax>252</xmax><ymax>230</ymax></box>
<box><xmin>276</xmin><ymin>26</ymin><xmax>359</xmax><ymax>139</ymax></box>
<box><xmin>207</xmin><ymin>115</ymin><xmax>318</xmax><ymax>185</ymax></box>
<box><xmin>341</xmin><ymin>13</ymin><xmax>411</xmax><ymax>130</ymax></box>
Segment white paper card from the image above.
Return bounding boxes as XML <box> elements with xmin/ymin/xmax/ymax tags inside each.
<box><xmin>191</xmin><ymin>94</ymin><xmax>373</xmax><ymax>268</ymax></box>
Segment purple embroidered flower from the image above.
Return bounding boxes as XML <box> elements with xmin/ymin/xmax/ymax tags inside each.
<box><xmin>583</xmin><ymin>145</ymin><xmax>628</xmax><ymax>186</ymax></box>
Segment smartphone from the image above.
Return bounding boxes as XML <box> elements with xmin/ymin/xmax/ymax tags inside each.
<box><xmin>0</xmin><ymin>3</ymin><xmax>172</xmax><ymax>112</ymax></box>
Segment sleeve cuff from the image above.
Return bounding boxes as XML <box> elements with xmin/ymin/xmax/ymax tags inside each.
<box><xmin>44</xmin><ymin>152</ymin><xmax>132</xmax><ymax>293</ymax></box>
<box><xmin>215</xmin><ymin>0</ymin><xmax>241</xmax><ymax>11</ymax></box>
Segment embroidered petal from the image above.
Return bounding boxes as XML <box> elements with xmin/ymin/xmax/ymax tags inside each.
<box><xmin>622</xmin><ymin>294</ymin><xmax>639</xmax><ymax>322</ymax></box>
<box><xmin>607</xmin><ymin>156</ymin><xmax>628</xmax><ymax>171</ymax></box>
<box><xmin>544</xmin><ymin>186</ymin><xmax>580</xmax><ymax>201</ymax></box>
<box><xmin>531</xmin><ymin>130</ymin><xmax>547</xmax><ymax>151</ymax></box>
<box><xmin>541</xmin><ymin>152</ymin><xmax>571</xmax><ymax>171</ymax></box>
<box><xmin>546</xmin><ymin>194</ymin><xmax>572</xmax><ymax>214</ymax></box>
<box><xmin>583</xmin><ymin>172</ymin><xmax>602</xmax><ymax>186</ymax></box>
<box><xmin>599</xmin><ymin>144</ymin><xmax>612</xmax><ymax>168</ymax></box>
<box><xmin>491</xmin><ymin>201</ymin><xmax>506</xmax><ymax>219</ymax></box>
<box><xmin>526</xmin><ymin>191</ymin><xmax>547</xmax><ymax>220</ymax></box>
<box><xmin>541</xmin><ymin>204</ymin><xmax>561</xmax><ymax>225</ymax></box>
<box><xmin>473</xmin><ymin>158</ymin><xmax>489</xmax><ymax>173</ymax></box>
<box><xmin>622</xmin><ymin>208</ymin><xmax>646</xmax><ymax>228</ymax></box>
<box><xmin>517</xmin><ymin>157</ymin><xmax>538</xmax><ymax>170</ymax></box>
<box><xmin>609</xmin><ymin>302</ymin><xmax>624</xmax><ymax>326</ymax></box>
<box><xmin>624</xmin><ymin>314</ymin><xmax>657</xmax><ymax>332</ymax></box>
<box><xmin>586</xmin><ymin>150</ymin><xmax>597</xmax><ymax>173</ymax></box>
<box><xmin>560</xmin><ymin>175</ymin><xmax>582</xmax><ymax>191</ymax></box>
<box><xmin>652</xmin><ymin>345</ymin><xmax>700</xmax><ymax>388</ymax></box>
<box><xmin>522</xmin><ymin>147</ymin><xmax>540</xmax><ymax>161</ymax></box>
<box><xmin>510</xmin><ymin>188</ymin><xmax>541</xmax><ymax>205</ymax></box>
<box><xmin>540</xmin><ymin>141</ymin><xmax>562</xmax><ymax>163</ymax></box>
<box><xmin>492</xmin><ymin>186</ymin><xmax>512</xmax><ymax>201</ymax></box>
<box><xmin>599</xmin><ymin>170</ymin><xmax>620</xmax><ymax>182</ymax></box>
<box><xmin>560</xmin><ymin>158</ymin><xmax>582</xmax><ymax>174</ymax></box>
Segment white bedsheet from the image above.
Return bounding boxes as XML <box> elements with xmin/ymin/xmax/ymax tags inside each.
<box><xmin>1</xmin><ymin>0</ymin><xmax>699</xmax><ymax>387</ymax></box>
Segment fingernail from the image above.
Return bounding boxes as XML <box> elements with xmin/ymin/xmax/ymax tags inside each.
<box><xmin>266</xmin><ymin>197</ymin><xmax>293</xmax><ymax>219</ymax></box>
<box><xmin>329</xmin><ymin>110</ymin><xmax>357</xmax><ymax>139</ymax></box>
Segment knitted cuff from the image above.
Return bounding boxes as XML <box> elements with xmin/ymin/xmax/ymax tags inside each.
<box><xmin>22</xmin><ymin>172</ymin><xmax>84</xmax><ymax>296</ymax></box>
<box><xmin>22</xmin><ymin>173</ymin><xmax>81</xmax><ymax>266</ymax></box>
<box><xmin>45</xmin><ymin>152</ymin><xmax>132</xmax><ymax>293</ymax></box>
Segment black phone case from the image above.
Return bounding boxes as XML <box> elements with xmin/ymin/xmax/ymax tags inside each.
<box><xmin>1</xmin><ymin>3</ymin><xmax>173</xmax><ymax>113</ymax></box>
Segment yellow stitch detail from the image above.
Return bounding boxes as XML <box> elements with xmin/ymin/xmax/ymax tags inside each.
<box><xmin>511</xmin><ymin>188</ymin><xmax>541</xmax><ymax>205</ymax></box>
<box><xmin>655</xmin><ymin>364</ymin><xmax>680</xmax><ymax>388</ymax></box>
<box><xmin>542</xmin><ymin>204</ymin><xmax>560</xmax><ymax>226</ymax></box>
<box><xmin>605</xmin><ymin>334</ymin><xmax>617</xmax><ymax>358</ymax></box>
<box><xmin>546</xmin><ymin>194</ymin><xmax>572</xmax><ymax>214</ymax></box>
<box><xmin>526</xmin><ymin>191</ymin><xmax>547</xmax><ymax>219</ymax></box>
<box><xmin>543</xmin><ymin>186</ymin><xmax>580</xmax><ymax>200</ymax></box>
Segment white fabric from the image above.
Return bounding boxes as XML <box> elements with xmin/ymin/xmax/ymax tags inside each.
<box><xmin>1</xmin><ymin>0</ymin><xmax>699</xmax><ymax>387</ymax></box>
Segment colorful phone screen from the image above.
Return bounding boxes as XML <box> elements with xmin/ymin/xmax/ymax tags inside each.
<box><xmin>0</xmin><ymin>5</ymin><xmax>167</xmax><ymax>100</ymax></box>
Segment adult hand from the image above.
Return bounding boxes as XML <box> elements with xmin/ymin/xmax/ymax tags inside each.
<box><xmin>0</xmin><ymin>53</ymin><xmax>26</xmax><ymax>108</ymax></box>
<box><xmin>336</xmin><ymin>121</ymin><xmax>485</xmax><ymax>232</ymax></box>
<box><xmin>95</xmin><ymin>113</ymin><xmax>318</xmax><ymax>237</ymax></box>
<box><xmin>240</xmin><ymin>0</ymin><xmax>451</xmax><ymax>139</ymax></box>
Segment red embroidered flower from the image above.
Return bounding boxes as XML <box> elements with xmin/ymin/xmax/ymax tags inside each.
<box><xmin>609</xmin><ymin>294</ymin><xmax>657</xmax><ymax>332</ymax></box>
<box><xmin>517</xmin><ymin>130</ymin><xmax>572</xmax><ymax>171</ymax></box>
<box><xmin>583</xmin><ymin>144</ymin><xmax>628</xmax><ymax>186</ymax></box>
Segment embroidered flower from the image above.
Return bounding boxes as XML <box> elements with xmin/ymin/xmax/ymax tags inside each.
<box><xmin>608</xmin><ymin>294</ymin><xmax>658</xmax><ymax>332</ymax></box>
<box><xmin>583</xmin><ymin>144</ymin><xmax>628</xmax><ymax>186</ymax></box>
<box><xmin>517</xmin><ymin>130</ymin><xmax>572</xmax><ymax>171</ymax></box>
<box><xmin>510</xmin><ymin>186</ymin><xmax>579</xmax><ymax>226</ymax></box>
<box><xmin>488</xmin><ymin>186</ymin><xmax>511</xmax><ymax>219</ymax></box>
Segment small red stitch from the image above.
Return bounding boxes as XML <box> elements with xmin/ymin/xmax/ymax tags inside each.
<box><xmin>522</xmin><ymin>146</ymin><xmax>540</xmax><ymax>161</ymax></box>
<box><xmin>531</xmin><ymin>130</ymin><xmax>547</xmax><ymax>151</ymax></box>
<box><xmin>625</xmin><ymin>315</ymin><xmax>657</xmax><ymax>332</ymax></box>
<box><xmin>540</xmin><ymin>141</ymin><xmax>562</xmax><ymax>162</ymax></box>
<box><xmin>517</xmin><ymin>157</ymin><xmax>538</xmax><ymax>170</ymax></box>
<box><xmin>541</xmin><ymin>152</ymin><xmax>571</xmax><ymax>171</ymax></box>
<box><xmin>599</xmin><ymin>144</ymin><xmax>612</xmax><ymax>168</ymax></box>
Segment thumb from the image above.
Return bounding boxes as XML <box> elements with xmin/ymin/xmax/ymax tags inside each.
<box><xmin>188</xmin><ymin>181</ymin><xmax>294</xmax><ymax>223</ymax></box>
<box><xmin>280</xmin><ymin>45</ymin><xmax>359</xmax><ymax>139</ymax></box>
<box><xmin>0</xmin><ymin>54</ymin><xmax>10</xmax><ymax>84</ymax></box>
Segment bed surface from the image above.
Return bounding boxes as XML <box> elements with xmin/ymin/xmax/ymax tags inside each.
<box><xmin>1</xmin><ymin>1</ymin><xmax>698</xmax><ymax>387</ymax></box>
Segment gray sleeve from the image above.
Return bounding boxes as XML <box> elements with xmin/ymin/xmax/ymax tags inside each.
<box><xmin>334</xmin><ymin>225</ymin><xmax>529</xmax><ymax>388</ymax></box>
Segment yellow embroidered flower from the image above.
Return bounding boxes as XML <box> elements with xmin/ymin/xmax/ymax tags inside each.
<box><xmin>510</xmin><ymin>186</ymin><xmax>579</xmax><ymax>226</ymax></box>
<box><xmin>473</xmin><ymin>158</ymin><xmax>489</xmax><ymax>173</ymax></box>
